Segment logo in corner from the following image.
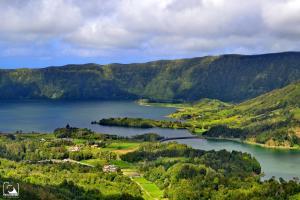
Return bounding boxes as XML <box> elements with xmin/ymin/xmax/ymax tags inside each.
<box><xmin>3</xmin><ymin>182</ymin><xmax>19</xmax><ymax>198</ymax></box>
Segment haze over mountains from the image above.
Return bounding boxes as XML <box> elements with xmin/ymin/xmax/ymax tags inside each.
<box><xmin>0</xmin><ymin>52</ymin><xmax>300</xmax><ymax>102</ymax></box>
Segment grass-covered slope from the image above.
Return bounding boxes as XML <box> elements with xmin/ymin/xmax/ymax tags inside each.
<box><xmin>1</xmin><ymin>52</ymin><xmax>300</xmax><ymax>102</ymax></box>
<box><xmin>170</xmin><ymin>81</ymin><xmax>300</xmax><ymax>148</ymax></box>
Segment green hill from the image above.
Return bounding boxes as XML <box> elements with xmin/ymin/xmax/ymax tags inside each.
<box><xmin>1</xmin><ymin>52</ymin><xmax>300</xmax><ymax>102</ymax></box>
<box><xmin>170</xmin><ymin>81</ymin><xmax>300</xmax><ymax>148</ymax></box>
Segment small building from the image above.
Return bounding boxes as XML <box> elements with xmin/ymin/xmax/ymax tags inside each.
<box><xmin>68</xmin><ymin>146</ymin><xmax>81</xmax><ymax>152</ymax></box>
<box><xmin>91</xmin><ymin>144</ymin><xmax>99</xmax><ymax>148</ymax></box>
<box><xmin>103</xmin><ymin>165</ymin><xmax>118</xmax><ymax>173</ymax></box>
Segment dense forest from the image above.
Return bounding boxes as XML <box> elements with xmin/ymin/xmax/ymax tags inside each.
<box><xmin>0</xmin><ymin>52</ymin><xmax>300</xmax><ymax>102</ymax></box>
<box><xmin>94</xmin><ymin>117</ymin><xmax>188</xmax><ymax>129</ymax></box>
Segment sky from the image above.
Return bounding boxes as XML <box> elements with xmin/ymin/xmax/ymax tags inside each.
<box><xmin>1</xmin><ymin>0</ymin><xmax>300</xmax><ymax>68</ymax></box>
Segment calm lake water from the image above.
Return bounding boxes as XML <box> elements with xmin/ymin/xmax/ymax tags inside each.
<box><xmin>0</xmin><ymin>100</ymin><xmax>191</xmax><ymax>137</ymax></box>
<box><xmin>0</xmin><ymin>100</ymin><xmax>299</xmax><ymax>180</ymax></box>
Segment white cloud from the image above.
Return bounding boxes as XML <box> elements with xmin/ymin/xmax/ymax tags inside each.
<box><xmin>263</xmin><ymin>0</ymin><xmax>300</xmax><ymax>38</ymax></box>
<box><xmin>67</xmin><ymin>18</ymin><xmax>144</xmax><ymax>49</ymax></box>
<box><xmin>0</xmin><ymin>0</ymin><xmax>300</xmax><ymax>60</ymax></box>
<box><xmin>0</xmin><ymin>0</ymin><xmax>81</xmax><ymax>41</ymax></box>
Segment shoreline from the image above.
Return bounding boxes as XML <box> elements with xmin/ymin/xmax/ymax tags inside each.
<box><xmin>201</xmin><ymin>136</ymin><xmax>300</xmax><ymax>150</ymax></box>
<box><xmin>136</xmin><ymin>100</ymin><xmax>186</xmax><ymax>108</ymax></box>
<box><xmin>243</xmin><ymin>140</ymin><xmax>300</xmax><ymax>150</ymax></box>
<box><xmin>137</xmin><ymin>100</ymin><xmax>300</xmax><ymax>151</ymax></box>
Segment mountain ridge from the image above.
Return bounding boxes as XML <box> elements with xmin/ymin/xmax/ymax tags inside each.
<box><xmin>3</xmin><ymin>51</ymin><xmax>300</xmax><ymax>70</ymax></box>
<box><xmin>0</xmin><ymin>51</ymin><xmax>300</xmax><ymax>102</ymax></box>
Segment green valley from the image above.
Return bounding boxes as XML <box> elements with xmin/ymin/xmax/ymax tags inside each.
<box><xmin>1</xmin><ymin>51</ymin><xmax>300</xmax><ymax>198</ymax></box>
<box><xmin>2</xmin><ymin>1</ymin><xmax>300</xmax><ymax>199</ymax></box>
<box><xmin>0</xmin><ymin>127</ymin><xmax>300</xmax><ymax>199</ymax></box>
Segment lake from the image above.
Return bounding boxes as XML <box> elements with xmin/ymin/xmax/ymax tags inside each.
<box><xmin>0</xmin><ymin>100</ymin><xmax>191</xmax><ymax>137</ymax></box>
<box><xmin>0</xmin><ymin>100</ymin><xmax>299</xmax><ymax>180</ymax></box>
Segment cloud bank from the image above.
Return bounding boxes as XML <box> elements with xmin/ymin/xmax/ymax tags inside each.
<box><xmin>1</xmin><ymin>0</ymin><xmax>300</xmax><ymax>67</ymax></box>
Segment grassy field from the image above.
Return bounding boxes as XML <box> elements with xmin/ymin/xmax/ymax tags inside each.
<box><xmin>105</xmin><ymin>142</ymin><xmax>140</xmax><ymax>155</ymax></box>
<box><xmin>80</xmin><ymin>141</ymin><xmax>140</xmax><ymax>168</ymax></box>
<box><xmin>80</xmin><ymin>158</ymin><xmax>106</xmax><ymax>166</ymax></box>
<box><xmin>110</xmin><ymin>160</ymin><xmax>135</xmax><ymax>169</ymax></box>
<box><xmin>132</xmin><ymin>177</ymin><xmax>164</xmax><ymax>200</ymax></box>
<box><xmin>122</xmin><ymin>166</ymin><xmax>165</xmax><ymax>200</ymax></box>
<box><xmin>290</xmin><ymin>193</ymin><xmax>300</xmax><ymax>200</ymax></box>
<box><xmin>105</xmin><ymin>142</ymin><xmax>140</xmax><ymax>151</ymax></box>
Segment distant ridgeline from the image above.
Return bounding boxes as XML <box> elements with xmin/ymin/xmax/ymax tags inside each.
<box><xmin>0</xmin><ymin>52</ymin><xmax>300</xmax><ymax>102</ymax></box>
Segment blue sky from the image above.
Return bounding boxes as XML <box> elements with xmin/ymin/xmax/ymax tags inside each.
<box><xmin>1</xmin><ymin>0</ymin><xmax>300</xmax><ymax>68</ymax></box>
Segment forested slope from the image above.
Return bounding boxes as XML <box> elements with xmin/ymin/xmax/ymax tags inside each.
<box><xmin>170</xmin><ymin>81</ymin><xmax>300</xmax><ymax>148</ymax></box>
<box><xmin>1</xmin><ymin>52</ymin><xmax>300</xmax><ymax>102</ymax></box>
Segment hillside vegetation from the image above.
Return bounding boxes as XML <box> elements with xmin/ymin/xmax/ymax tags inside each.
<box><xmin>1</xmin><ymin>130</ymin><xmax>299</xmax><ymax>200</ymax></box>
<box><xmin>121</xmin><ymin>142</ymin><xmax>300</xmax><ymax>200</ymax></box>
<box><xmin>1</xmin><ymin>52</ymin><xmax>300</xmax><ymax>102</ymax></box>
<box><xmin>93</xmin><ymin>117</ymin><xmax>188</xmax><ymax>129</ymax></box>
<box><xmin>169</xmin><ymin>81</ymin><xmax>300</xmax><ymax>148</ymax></box>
